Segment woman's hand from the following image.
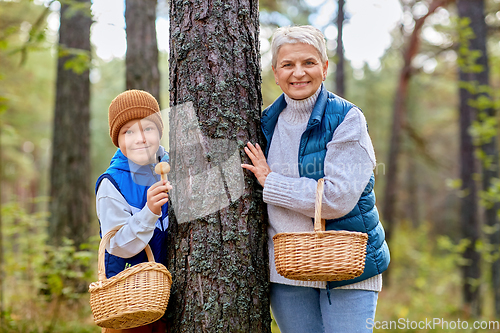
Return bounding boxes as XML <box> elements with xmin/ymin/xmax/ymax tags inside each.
<box><xmin>241</xmin><ymin>142</ymin><xmax>271</xmax><ymax>187</ymax></box>
<box><xmin>147</xmin><ymin>180</ymin><xmax>172</xmax><ymax>215</ymax></box>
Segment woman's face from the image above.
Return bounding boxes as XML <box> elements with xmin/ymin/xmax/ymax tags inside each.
<box><xmin>273</xmin><ymin>43</ymin><xmax>328</xmax><ymax>100</ymax></box>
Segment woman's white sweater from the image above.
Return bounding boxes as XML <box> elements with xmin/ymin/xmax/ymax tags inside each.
<box><xmin>264</xmin><ymin>87</ymin><xmax>382</xmax><ymax>291</ymax></box>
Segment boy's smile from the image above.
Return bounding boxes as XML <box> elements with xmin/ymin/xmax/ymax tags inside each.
<box><xmin>118</xmin><ymin>118</ymin><xmax>160</xmax><ymax>165</ymax></box>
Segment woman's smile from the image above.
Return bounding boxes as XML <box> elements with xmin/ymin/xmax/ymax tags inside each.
<box><xmin>273</xmin><ymin>43</ymin><xmax>328</xmax><ymax>100</ymax></box>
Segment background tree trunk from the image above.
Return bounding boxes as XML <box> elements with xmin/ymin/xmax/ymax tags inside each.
<box><xmin>457</xmin><ymin>0</ymin><xmax>491</xmax><ymax>317</ymax></box>
<box><xmin>335</xmin><ymin>0</ymin><xmax>345</xmax><ymax>97</ymax></box>
<box><xmin>465</xmin><ymin>1</ymin><xmax>500</xmax><ymax>317</ymax></box>
<box><xmin>486</xmin><ymin>146</ymin><xmax>500</xmax><ymax>317</ymax></box>
<box><xmin>0</xmin><ymin>128</ymin><xmax>3</xmax><ymax>328</ymax></box>
<box><xmin>49</xmin><ymin>0</ymin><xmax>91</xmax><ymax>248</ymax></box>
<box><xmin>382</xmin><ymin>0</ymin><xmax>449</xmax><ymax>250</ymax></box>
<box><xmin>166</xmin><ymin>0</ymin><xmax>270</xmax><ymax>331</ymax></box>
<box><xmin>125</xmin><ymin>0</ymin><xmax>160</xmax><ymax>102</ymax></box>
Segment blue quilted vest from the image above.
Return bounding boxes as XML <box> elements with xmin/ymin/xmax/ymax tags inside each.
<box><xmin>261</xmin><ymin>85</ymin><xmax>390</xmax><ymax>288</ymax></box>
<box><xmin>95</xmin><ymin>147</ymin><xmax>169</xmax><ymax>278</ymax></box>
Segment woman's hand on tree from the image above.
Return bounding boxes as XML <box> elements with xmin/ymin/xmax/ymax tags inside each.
<box><xmin>241</xmin><ymin>142</ymin><xmax>271</xmax><ymax>187</ymax></box>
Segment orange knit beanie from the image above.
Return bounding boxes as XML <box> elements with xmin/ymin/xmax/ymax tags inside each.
<box><xmin>108</xmin><ymin>90</ymin><xmax>163</xmax><ymax>147</ymax></box>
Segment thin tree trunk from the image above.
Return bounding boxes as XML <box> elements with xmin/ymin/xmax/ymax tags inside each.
<box><xmin>125</xmin><ymin>0</ymin><xmax>160</xmax><ymax>103</ymax></box>
<box><xmin>487</xmin><ymin>160</ymin><xmax>500</xmax><ymax>317</ymax></box>
<box><xmin>457</xmin><ymin>0</ymin><xmax>491</xmax><ymax>317</ymax></box>
<box><xmin>0</xmin><ymin>121</ymin><xmax>3</xmax><ymax>328</ymax></box>
<box><xmin>335</xmin><ymin>0</ymin><xmax>345</xmax><ymax>97</ymax></box>
<box><xmin>49</xmin><ymin>0</ymin><xmax>91</xmax><ymax>247</ymax></box>
<box><xmin>167</xmin><ymin>0</ymin><xmax>270</xmax><ymax>331</ymax></box>
<box><xmin>382</xmin><ymin>0</ymin><xmax>449</xmax><ymax>247</ymax></box>
<box><xmin>407</xmin><ymin>149</ymin><xmax>420</xmax><ymax>228</ymax></box>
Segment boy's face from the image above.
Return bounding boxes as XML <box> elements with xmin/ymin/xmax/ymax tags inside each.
<box><xmin>118</xmin><ymin>118</ymin><xmax>160</xmax><ymax>165</ymax></box>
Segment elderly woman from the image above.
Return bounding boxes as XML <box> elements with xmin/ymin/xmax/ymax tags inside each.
<box><xmin>242</xmin><ymin>25</ymin><xmax>390</xmax><ymax>333</ymax></box>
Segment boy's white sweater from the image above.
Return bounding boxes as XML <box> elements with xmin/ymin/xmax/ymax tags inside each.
<box><xmin>264</xmin><ymin>87</ymin><xmax>382</xmax><ymax>291</ymax></box>
<box><xmin>96</xmin><ymin>179</ymin><xmax>161</xmax><ymax>258</ymax></box>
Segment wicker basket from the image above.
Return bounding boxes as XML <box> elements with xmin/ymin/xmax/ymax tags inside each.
<box><xmin>273</xmin><ymin>178</ymin><xmax>368</xmax><ymax>281</ymax></box>
<box><xmin>89</xmin><ymin>226</ymin><xmax>172</xmax><ymax>329</ymax></box>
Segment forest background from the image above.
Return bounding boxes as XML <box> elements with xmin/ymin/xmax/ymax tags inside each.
<box><xmin>1</xmin><ymin>0</ymin><xmax>500</xmax><ymax>332</ymax></box>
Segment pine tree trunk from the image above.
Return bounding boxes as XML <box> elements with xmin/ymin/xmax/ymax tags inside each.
<box><xmin>457</xmin><ymin>70</ymin><xmax>481</xmax><ymax>317</ymax></box>
<box><xmin>0</xmin><ymin>130</ymin><xmax>3</xmax><ymax>328</ymax></box>
<box><xmin>166</xmin><ymin>0</ymin><xmax>270</xmax><ymax>331</ymax></box>
<box><xmin>464</xmin><ymin>1</ymin><xmax>500</xmax><ymax>317</ymax></box>
<box><xmin>49</xmin><ymin>0</ymin><xmax>91</xmax><ymax>247</ymax></box>
<box><xmin>382</xmin><ymin>0</ymin><xmax>448</xmax><ymax>250</ymax></box>
<box><xmin>125</xmin><ymin>0</ymin><xmax>160</xmax><ymax>103</ymax></box>
<box><xmin>457</xmin><ymin>0</ymin><xmax>491</xmax><ymax>317</ymax></box>
<box><xmin>335</xmin><ymin>0</ymin><xmax>345</xmax><ymax>97</ymax></box>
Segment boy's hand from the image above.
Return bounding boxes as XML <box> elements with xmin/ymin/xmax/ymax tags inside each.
<box><xmin>147</xmin><ymin>180</ymin><xmax>172</xmax><ymax>216</ymax></box>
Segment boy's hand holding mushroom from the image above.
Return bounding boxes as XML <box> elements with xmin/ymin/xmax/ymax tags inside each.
<box><xmin>147</xmin><ymin>162</ymin><xmax>172</xmax><ymax>215</ymax></box>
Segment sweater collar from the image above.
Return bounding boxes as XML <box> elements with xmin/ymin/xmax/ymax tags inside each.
<box><xmin>281</xmin><ymin>86</ymin><xmax>321</xmax><ymax>125</ymax></box>
<box><xmin>261</xmin><ymin>84</ymin><xmax>328</xmax><ymax>152</ymax></box>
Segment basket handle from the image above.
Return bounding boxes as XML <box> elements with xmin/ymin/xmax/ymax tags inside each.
<box><xmin>313</xmin><ymin>178</ymin><xmax>326</xmax><ymax>236</ymax></box>
<box><xmin>97</xmin><ymin>225</ymin><xmax>155</xmax><ymax>281</ymax></box>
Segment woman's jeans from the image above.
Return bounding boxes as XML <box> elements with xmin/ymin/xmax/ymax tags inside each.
<box><xmin>270</xmin><ymin>283</ymin><xmax>378</xmax><ymax>333</ymax></box>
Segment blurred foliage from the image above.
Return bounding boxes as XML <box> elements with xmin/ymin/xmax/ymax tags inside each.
<box><xmin>0</xmin><ymin>0</ymin><xmax>55</xmax><ymax>209</ymax></box>
<box><xmin>59</xmin><ymin>46</ymin><xmax>92</xmax><ymax>75</ymax></box>
<box><xmin>259</xmin><ymin>0</ymin><xmax>311</xmax><ymax>26</ymax></box>
<box><xmin>0</xmin><ymin>200</ymin><xmax>99</xmax><ymax>333</ymax></box>
<box><xmin>373</xmin><ymin>222</ymin><xmax>497</xmax><ymax>333</ymax></box>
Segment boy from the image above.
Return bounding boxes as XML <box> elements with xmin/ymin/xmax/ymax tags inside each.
<box><xmin>95</xmin><ymin>90</ymin><xmax>171</xmax><ymax>333</ymax></box>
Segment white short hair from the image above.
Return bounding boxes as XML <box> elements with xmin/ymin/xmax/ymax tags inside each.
<box><xmin>271</xmin><ymin>25</ymin><xmax>328</xmax><ymax>68</ymax></box>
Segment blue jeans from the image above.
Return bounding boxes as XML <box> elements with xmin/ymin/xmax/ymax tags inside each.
<box><xmin>270</xmin><ymin>283</ymin><xmax>378</xmax><ymax>333</ymax></box>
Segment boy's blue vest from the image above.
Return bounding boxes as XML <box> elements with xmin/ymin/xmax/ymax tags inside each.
<box><xmin>261</xmin><ymin>85</ymin><xmax>390</xmax><ymax>288</ymax></box>
<box><xmin>95</xmin><ymin>148</ymin><xmax>169</xmax><ymax>278</ymax></box>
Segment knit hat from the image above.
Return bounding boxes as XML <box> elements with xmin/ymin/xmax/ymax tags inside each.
<box><xmin>108</xmin><ymin>90</ymin><xmax>164</xmax><ymax>147</ymax></box>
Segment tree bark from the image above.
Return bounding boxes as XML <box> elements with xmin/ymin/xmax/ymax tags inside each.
<box><xmin>457</xmin><ymin>0</ymin><xmax>491</xmax><ymax>317</ymax></box>
<box><xmin>166</xmin><ymin>0</ymin><xmax>270</xmax><ymax>332</ymax></box>
<box><xmin>382</xmin><ymin>0</ymin><xmax>449</xmax><ymax>247</ymax></box>
<box><xmin>125</xmin><ymin>0</ymin><xmax>160</xmax><ymax>103</ymax></box>
<box><xmin>49</xmin><ymin>0</ymin><xmax>91</xmax><ymax>248</ymax></box>
<box><xmin>335</xmin><ymin>0</ymin><xmax>345</xmax><ymax>97</ymax></box>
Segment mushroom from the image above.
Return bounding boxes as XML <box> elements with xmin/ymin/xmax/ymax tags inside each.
<box><xmin>154</xmin><ymin>162</ymin><xmax>170</xmax><ymax>191</ymax></box>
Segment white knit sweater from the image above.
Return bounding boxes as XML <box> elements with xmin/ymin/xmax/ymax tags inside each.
<box><xmin>96</xmin><ymin>178</ymin><xmax>162</xmax><ymax>258</ymax></box>
<box><xmin>264</xmin><ymin>87</ymin><xmax>382</xmax><ymax>291</ymax></box>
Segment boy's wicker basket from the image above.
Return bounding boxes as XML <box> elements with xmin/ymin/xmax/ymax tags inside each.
<box><xmin>89</xmin><ymin>226</ymin><xmax>172</xmax><ymax>329</ymax></box>
<box><xmin>273</xmin><ymin>178</ymin><xmax>368</xmax><ymax>281</ymax></box>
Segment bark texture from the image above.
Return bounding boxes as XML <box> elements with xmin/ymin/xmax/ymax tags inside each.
<box><xmin>125</xmin><ymin>0</ymin><xmax>160</xmax><ymax>102</ymax></box>
<box><xmin>167</xmin><ymin>0</ymin><xmax>270</xmax><ymax>332</ymax></box>
<box><xmin>49</xmin><ymin>1</ymin><xmax>91</xmax><ymax>247</ymax></box>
